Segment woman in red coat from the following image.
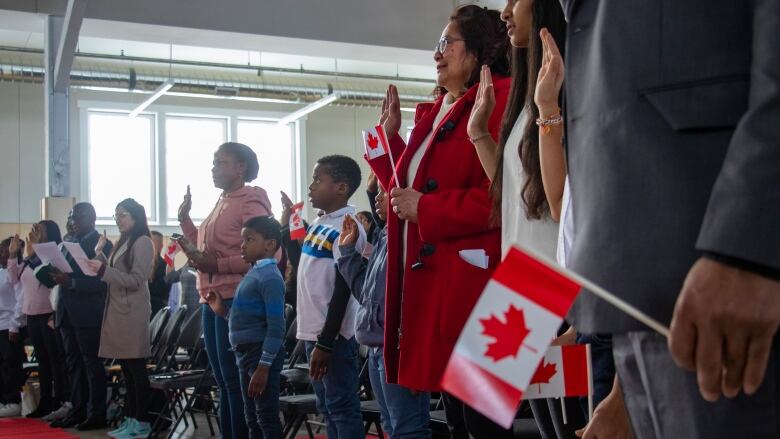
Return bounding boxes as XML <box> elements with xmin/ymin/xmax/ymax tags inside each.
<box><xmin>367</xmin><ymin>5</ymin><xmax>512</xmax><ymax>437</ymax></box>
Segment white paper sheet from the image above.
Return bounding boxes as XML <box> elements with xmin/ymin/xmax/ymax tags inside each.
<box><xmin>32</xmin><ymin>242</ymin><xmax>72</xmax><ymax>273</ymax></box>
<box><xmin>458</xmin><ymin>249</ymin><xmax>489</xmax><ymax>269</ymax></box>
<box><xmin>61</xmin><ymin>241</ymin><xmax>99</xmax><ymax>276</ymax></box>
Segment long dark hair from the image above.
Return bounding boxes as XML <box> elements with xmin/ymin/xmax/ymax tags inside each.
<box><xmin>435</xmin><ymin>5</ymin><xmax>511</xmax><ymax>98</ymax></box>
<box><xmin>110</xmin><ymin>198</ymin><xmax>151</xmax><ymax>269</ymax></box>
<box><xmin>38</xmin><ymin>220</ymin><xmax>63</xmax><ymax>245</ymax></box>
<box><xmin>490</xmin><ymin>1</ymin><xmax>566</xmax><ymax>222</ymax></box>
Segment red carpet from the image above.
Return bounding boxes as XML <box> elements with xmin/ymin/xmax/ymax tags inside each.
<box><xmin>0</xmin><ymin>418</ymin><xmax>80</xmax><ymax>438</ymax></box>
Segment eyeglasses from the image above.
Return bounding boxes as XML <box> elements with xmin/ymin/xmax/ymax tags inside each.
<box><xmin>435</xmin><ymin>36</ymin><xmax>466</xmax><ymax>54</ymax></box>
<box><xmin>113</xmin><ymin>212</ymin><xmax>130</xmax><ymax>221</ymax></box>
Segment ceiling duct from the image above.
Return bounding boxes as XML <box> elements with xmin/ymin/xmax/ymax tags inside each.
<box><xmin>0</xmin><ymin>47</ymin><xmax>435</xmax><ymax>108</ymax></box>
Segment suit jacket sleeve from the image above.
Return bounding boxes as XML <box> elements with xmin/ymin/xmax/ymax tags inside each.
<box><xmin>696</xmin><ymin>0</ymin><xmax>780</xmax><ymax>270</ymax></box>
<box><xmin>102</xmin><ymin>237</ymin><xmax>154</xmax><ymax>290</ymax></box>
<box><xmin>73</xmin><ymin>241</ymin><xmax>112</xmax><ymax>294</ymax></box>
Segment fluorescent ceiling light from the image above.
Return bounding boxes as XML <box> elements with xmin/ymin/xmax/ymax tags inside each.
<box><xmin>277</xmin><ymin>94</ymin><xmax>339</xmax><ymax>125</ymax></box>
<box><xmin>129</xmin><ymin>78</ymin><xmax>174</xmax><ymax>117</ymax></box>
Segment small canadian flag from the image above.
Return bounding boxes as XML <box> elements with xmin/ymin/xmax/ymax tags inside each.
<box><xmin>440</xmin><ymin>246</ymin><xmax>582</xmax><ymax>428</ymax></box>
<box><xmin>162</xmin><ymin>241</ymin><xmax>181</xmax><ymax>267</ymax></box>
<box><xmin>524</xmin><ymin>344</ymin><xmax>590</xmax><ymax>400</ymax></box>
<box><xmin>289</xmin><ymin>202</ymin><xmax>307</xmax><ymax>240</ymax></box>
<box><xmin>362</xmin><ymin>125</ymin><xmax>389</xmax><ymax>160</ymax></box>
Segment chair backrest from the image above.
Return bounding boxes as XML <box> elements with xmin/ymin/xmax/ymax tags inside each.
<box><xmin>175</xmin><ymin>305</ymin><xmax>203</xmax><ymax>351</ymax></box>
<box><xmin>149</xmin><ymin>306</ymin><xmax>170</xmax><ymax>346</ymax></box>
<box><xmin>151</xmin><ymin>305</ymin><xmax>188</xmax><ymax>369</ymax></box>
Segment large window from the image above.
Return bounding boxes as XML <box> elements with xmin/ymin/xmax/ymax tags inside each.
<box><xmin>87</xmin><ymin>111</ymin><xmax>155</xmax><ymax>219</ymax></box>
<box><xmin>165</xmin><ymin>116</ymin><xmax>227</xmax><ymax>222</ymax></box>
<box><xmin>84</xmin><ymin>106</ymin><xmax>297</xmax><ymax>226</ymax></box>
<box><xmin>237</xmin><ymin>119</ymin><xmax>295</xmax><ymax>216</ymax></box>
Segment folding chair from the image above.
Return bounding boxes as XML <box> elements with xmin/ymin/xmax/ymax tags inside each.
<box><xmin>149</xmin><ymin>306</ymin><xmax>218</xmax><ymax>438</ymax></box>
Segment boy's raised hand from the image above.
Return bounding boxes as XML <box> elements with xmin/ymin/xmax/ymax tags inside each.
<box><xmin>248</xmin><ymin>365</ymin><xmax>270</xmax><ymax>398</ymax></box>
<box><xmin>338</xmin><ymin>215</ymin><xmax>359</xmax><ymax>247</ymax></box>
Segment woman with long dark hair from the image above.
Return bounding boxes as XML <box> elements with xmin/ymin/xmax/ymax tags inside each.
<box><xmin>7</xmin><ymin>221</ymin><xmax>68</xmax><ymax>418</ymax></box>
<box><xmin>370</xmin><ymin>4</ymin><xmax>513</xmax><ymax>438</ymax></box>
<box><xmin>87</xmin><ymin>198</ymin><xmax>155</xmax><ymax>438</ymax></box>
<box><xmin>467</xmin><ymin>1</ymin><xmax>588</xmax><ymax>438</ymax></box>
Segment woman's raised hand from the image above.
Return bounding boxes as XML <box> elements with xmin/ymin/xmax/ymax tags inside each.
<box><xmin>178</xmin><ymin>185</ymin><xmax>192</xmax><ymax>223</ymax></box>
<box><xmin>380</xmin><ymin>84</ymin><xmax>402</xmax><ymax>139</ymax></box>
<box><xmin>467</xmin><ymin>65</ymin><xmax>496</xmax><ymax>141</ymax></box>
<box><xmin>94</xmin><ymin>230</ymin><xmax>108</xmax><ymax>256</ymax></box>
<box><xmin>534</xmin><ymin>28</ymin><xmax>565</xmax><ymax>115</ymax></box>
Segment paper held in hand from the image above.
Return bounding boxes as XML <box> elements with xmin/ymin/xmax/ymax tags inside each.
<box><xmin>32</xmin><ymin>242</ymin><xmax>72</xmax><ymax>273</ymax></box>
<box><xmin>61</xmin><ymin>242</ymin><xmax>99</xmax><ymax>276</ymax></box>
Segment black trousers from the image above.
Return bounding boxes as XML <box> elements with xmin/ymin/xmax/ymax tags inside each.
<box><xmin>0</xmin><ymin>327</ymin><xmax>27</xmax><ymax>404</ymax></box>
<box><xmin>442</xmin><ymin>392</ymin><xmax>514</xmax><ymax>439</ymax></box>
<box><xmin>27</xmin><ymin>313</ymin><xmax>68</xmax><ymax>411</ymax></box>
<box><xmin>119</xmin><ymin>358</ymin><xmax>151</xmax><ymax>422</ymax></box>
<box><xmin>59</xmin><ymin>314</ymin><xmax>106</xmax><ymax>419</ymax></box>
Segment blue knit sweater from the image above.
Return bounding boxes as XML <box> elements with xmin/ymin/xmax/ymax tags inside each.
<box><xmin>227</xmin><ymin>259</ymin><xmax>286</xmax><ymax>366</ymax></box>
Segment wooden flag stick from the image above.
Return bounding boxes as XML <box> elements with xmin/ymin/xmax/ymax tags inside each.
<box><xmin>560</xmin><ymin>397</ymin><xmax>568</xmax><ymax>425</ymax></box>
<box><xmin>514</xmin><ymin>245</ymin><xmax>671</xmax><ymax>338</ymax></box>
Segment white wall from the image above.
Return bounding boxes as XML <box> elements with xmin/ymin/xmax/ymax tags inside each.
<box><xmin>0</xmin><ymin>81</ymin><xmax>414</xmax><ymax>231</ymax></box>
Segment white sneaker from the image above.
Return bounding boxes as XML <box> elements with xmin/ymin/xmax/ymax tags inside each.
<box><xmin>42</xmin><ymin>402</ymin><xmax>72</xmax><ymax>422</ymax></box>
<box><xmin>0</xmin><ymin>403</ymin><xmax>21</xmax><ymax>417</ymax></box>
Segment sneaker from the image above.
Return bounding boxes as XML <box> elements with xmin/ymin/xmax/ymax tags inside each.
<box><xmin>0</xmin><ymin>403</ymin><xmax>21</xmax><ymax>417</ymax></box>
<box><xmin>115</xmin><ymin>420</ymin><xmax>151</xmax><ymax>439</ymax></box>
<box><xmin>42</xmin><ymin>402</ymin><xmax>72</xmax><ymax>422</ymax></box>
<box><xmin>108</xmin><ymin>418</ymin><xmax>135</xmax><ymax>438</ymax></box>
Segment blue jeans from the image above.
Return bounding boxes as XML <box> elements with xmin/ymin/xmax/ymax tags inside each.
<box><xmin>367</xmin><ymin>347</ymin><xmax>431</xmax><ymax>438</ymax></box>
<box><xmin>304</xmin><ymin>338</ymin><xmax>364</xmax><ymax>439</ymax></box>
<box><xmin>202</xmin><ymin>302</ymin><xmax>248</xmax><ymax>439</ymax></box>
<box><xmin>576</xmin><ymin>333</ymin><xmax>615</xmax><ymax>417</ymax></box>
<box><xmin>234</xmin><ymin>342</ymin><xmax>284</xmax><ymax>439</ymax></box>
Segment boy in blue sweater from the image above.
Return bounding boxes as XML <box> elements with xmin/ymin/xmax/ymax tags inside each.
<box><xmin>205</xmin><ymin>216</ymin><xmax>286</xmax><ymax>439</ymax></box>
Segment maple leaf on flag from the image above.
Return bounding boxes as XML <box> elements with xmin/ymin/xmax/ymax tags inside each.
<box><xmin>530</xmin><ymin>361</ymin><xmax>557</xmax><ymax>385</ymax></box>
<box><xmin>480</xmin><ymin>304</ymin><xmax>531</xmax><ymax>362</ymax></box>
<box><xmin>366</xmin><ymin>132</ymin><xmax>379</xmax><ymax>150</ymax></box>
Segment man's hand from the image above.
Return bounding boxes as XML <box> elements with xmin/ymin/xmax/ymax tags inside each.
<box><xmin>49</xmin><ymin>268</ymin><xmax>71</xmax><ymax>288</ymax></box>
<box><xmin>309</xmin><ymin>347</ymin><xmax>331</xmax><ymax>380</ymax></box>
<box><xmin>8</xmin><ymin>331</ymin><xmax>19</xmax><ymax>343</ymax></box>
<box><xmin>390</xmin><ymin>187</ymin><xmax>423</xmax><ymax>223</ymax></box>
<box><xmin>248</xmin><ymin>364</ymin><xmax>270</xmax><ymax>398</ymax></box>
<box><xmin>280</xmin><ymin>191</ymin><xmax>295</xmax><ymax>226</ymax></box>
<box><xmin>669</xmin><ymin>257</ymin><xmax>780</xmax><ymax>401</ymax></box>
<box><xmin>575</xmin><ymin>377</ymin><xmax>633</xmax><ymax>439</ymax></box>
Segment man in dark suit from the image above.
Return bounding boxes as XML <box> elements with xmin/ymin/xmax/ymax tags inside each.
<box><xmin>561</xmin><ymin>1</ymin><xmax>780</xmax><ymax>437</ymax></box>
<box><xmin>48</xmin><ymin>203</ymin><xmax>112</xmax><ymax>430</ymax></box>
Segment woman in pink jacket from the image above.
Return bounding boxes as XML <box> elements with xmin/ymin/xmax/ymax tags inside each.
<box><xmin>177</xmin><ymin>142</ymin><xmax>273</xmax><ymax>438</ymax></box>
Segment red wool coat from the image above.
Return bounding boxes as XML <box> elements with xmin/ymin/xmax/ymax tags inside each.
<box><xmin>368</xmin><ymin>76</ymin><xmax>511</xmax><ymax>391</ymax></box>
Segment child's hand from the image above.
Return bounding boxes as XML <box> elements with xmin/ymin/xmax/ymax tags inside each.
<box><xmin>338</xmin><ymin>215</ymin><xmax>359</xmax><ymax>247</ymax></box>
<box><xmin>205</xmin><ymin>290</ymin><xmax>227</xmax><ymax>317</ymax></box>
<box><xmin>309</xmin><ymin>347</ymin><xmax>331</xmax><ymax>380</ymax></box>
<box><xmin>248</xmin><ymin>364</ymin><xmax>270</xmax><ymax>398</ymax></box>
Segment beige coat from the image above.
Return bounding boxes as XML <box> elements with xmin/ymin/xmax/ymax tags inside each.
<box><xmin>98</xmin><ymin>235</ymin><xmax>153</xmax><ymax>359</ymax></box>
